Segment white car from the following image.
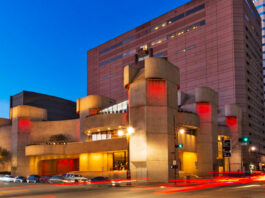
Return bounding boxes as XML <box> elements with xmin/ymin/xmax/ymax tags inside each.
<box><xmin>0</xmin><ymin>175</ymin><xmax>15</xmax><ymax>182</ymax></box>
<box><xmin>64</xmin><ymin>174</ymin><xmax>88</xmax><ymax>183</ymax></box>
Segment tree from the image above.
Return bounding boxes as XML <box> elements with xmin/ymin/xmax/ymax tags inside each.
<box><xmin>48</xmin><ymin>134</ymin><xmax>69</xmax><ymax>144</ymax></box>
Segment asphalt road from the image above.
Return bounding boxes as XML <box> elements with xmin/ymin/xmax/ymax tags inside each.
<box><xmin>0</xmin><ymin>180</ymin><xmax>264</xmax><ymax>198</ymax></box>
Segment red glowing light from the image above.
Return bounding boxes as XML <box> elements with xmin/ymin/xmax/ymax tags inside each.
<box><xmin>18</xmin><ymin>118</ymin><xmax>31</xmax><ymax>132</ymax></box>
<box><xmin>147</xmin><ymin>79</ymin><xmax>166</xmax><ymax>105</ymax></box>
<box><xmin>89</xmin><ymin>109</ymin><xmax>99</xmax><ymax>116</ymax></box>
<box><xmin>226</xmin><ymin>116</ymin><xmax>238</xmax><ymax>128</ymax></box>
<box><xmin>196</xmin><ymin>102</ymin><xmax>211</xmax><ymax>114</ymax></box>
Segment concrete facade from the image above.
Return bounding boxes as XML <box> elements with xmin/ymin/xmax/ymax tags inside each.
<box><xmin>0</xmin><ymin>57</ymin><xmax>249</xmax><ymax>181</ymax></box>
<box><xmin>87</xmin><ymin>0</ymin><xmax>265</xmax><ymax>167</ymax></box>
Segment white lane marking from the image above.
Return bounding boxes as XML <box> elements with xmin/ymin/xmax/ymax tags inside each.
<box><xmin>235</xmin><ymin>184</ymin><xmax>261</xmax><ymax>188</ymax></box>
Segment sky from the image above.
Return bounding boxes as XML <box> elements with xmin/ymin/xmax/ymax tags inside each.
<box><xmin>0</xmin><ymin>0</ymin><xmax>191</xmax><ymax>118</ymax></box>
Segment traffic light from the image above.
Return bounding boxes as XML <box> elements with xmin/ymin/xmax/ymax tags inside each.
<box><xmin>239</xmin><ymin>137</ymin><xmax>250</xmax><ymax>143</ymax></box>
<box><xmin>175</xmin><ymin>144</ymin><xmax>183</xmax><ymax>148</ymax></box>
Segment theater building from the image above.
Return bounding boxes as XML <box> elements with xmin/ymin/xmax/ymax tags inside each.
<box><xmin>0</xmin><ymin>57</ymin><xmax>248</xmax><ymax>181</ymax></box>
<box><xmin>87</xmin><ymin>0</ymin><xmax>265</xmax><ymax>170</ymax></box>
<box><xmin>0</xmin><ymin>0</ymin><xmax>265</xmax><ymax>182</ymax></box>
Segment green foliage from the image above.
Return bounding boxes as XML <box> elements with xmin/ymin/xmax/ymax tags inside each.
<box><xmin>48</xmin><ymin>134</ymin><xmax>69</xmax><ymax>144</ymax></box>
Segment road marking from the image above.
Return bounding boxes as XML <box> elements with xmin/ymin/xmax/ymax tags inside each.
<box><xmin>235</xmin><ymin>184</ymin><xmax>261</xmax><ymax>188</ymax></box>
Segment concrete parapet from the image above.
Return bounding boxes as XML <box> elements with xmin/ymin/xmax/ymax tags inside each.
<box><xmin>10</xmin><ymin>105</ymin><xmax>47</xmax><ymax>121</ymax></box>
<box><xmin>76</xmin><ymin>95</ymin><xmax>116</xmax><ymax>115</ymax></box>
<box><xmin>145</xmin><ymin>57</ymin><xmax>180</xmax><ymax>85</ymax></box>
<box><xmin>195</xmin><ymin>87</ymin><xmax>218</xmax><ymax>106</ymax></box>
<box><xmin>81</xmin><ymin>113</ymin><xmax>128</xmax><ymax>133</ymax></box>
<box><xmin>124</xmin><ymin>65</ymin><xmax>138</xmax><ymax>89</ymax></box>
<box><xmin>26</xmin><ymin>138</ymin><xmax>128</xmax><ymax>156</ymax></box>
<box><xmin>225</xmin><ymin>104</ymin><xmax>242</xmax><ymax>120</ymax></box>
<box><xmin>177</xmin><ymin>112</ymin><xmax>199</xmax><ymax>129</ymax></box>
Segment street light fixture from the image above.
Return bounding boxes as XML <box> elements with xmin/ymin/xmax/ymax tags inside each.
<box><xmin>117</xmin><ymin>130</ymin><xmax>124</xmax><ymax>136</ymax></box>
<box><xmin>179</xmin><ymin>128</ymin><xmax>185</xmax><ymax>134</ymax></box>
<box><xmin>250</xmin><ymin>146</ymin><xmax>256</xmax><ymax>152</ymax></box>
<box><xmin>127</xmin><ymin>126</ymin><xmax>135</xmax><ymax>135</ymax></box>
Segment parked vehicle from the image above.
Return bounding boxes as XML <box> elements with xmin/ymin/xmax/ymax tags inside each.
<box><xmin>27</xmin><ymin>175</ymin><xmax>40</xmax><ymax>183</ymax></box>
<box><xmin>90</xmin><ymin>176</ymin><xmax>108</xmax><ymax>182</ymax></box>
<box><xmin>40</xmin><ymin>176</ymin><xmax>50</xmax><ymax>183</ymax></box>
<box><xmin>14</xmin><ymin>176</ymin><xmax>26</xmax><ymax>183</ymax></box>
<box><xmin>0</xmin><ymin>175</ymin><xmax>15</xmax><ymax>182</ymax></box>
<box><xmin>64</xmin><ymin>174</ymin><xmax>88</xmax><ymax>183</ymax></box>
<box><xmin>48</xmin><ymin>175</ymin><xmax>74</xmax><ymax>184</ymax></box>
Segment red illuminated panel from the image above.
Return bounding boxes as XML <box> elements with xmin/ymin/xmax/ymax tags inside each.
<box><xmin>147</xmin><ymin>79</ymin><xmax>167</xmax><ymax>105</ymax></box>
<box><xmin>89</xmin><ymin>109</ymin><xmax>99</xmax><ymax>116</ymax></box>
<box><xmin>226</xmin><ymin>116</ymin><xmax>238</xmax><ymax>130</ymax></box>
<box><xmin>56</xmin><ymin>159</ymin><xmax>79</xmax><ymax>174</ymax></box>
<box><xmin>196</xmin><ymin>102</ymin><xmax>211</xmax><ymax>121</ymax></box>
<box><xmin>18</xmin><ymin>118</ymin><xmax>31</xmax><ymax>133</ymax></box>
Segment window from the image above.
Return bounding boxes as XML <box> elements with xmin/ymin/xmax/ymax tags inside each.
<box><xmin>151</xmin><ymin>20</ymin><xmax>206</xmax><ymax>47</ymax></box>
<box><xmin>176</xmin><ymin>45</ymin><xmax>196</xmax><ymax>54</ymax></box>
<box><xmin>151</xmin><ymin>36</ymin><xmax>167</xmax><ymax>46</ymax></box>
<box><xmin>99</xmin><ymin>36</ymin><xmax>136</xmax><ymax>55</ymax></box>
<box><xmin>99</xmin><ymin>49</ymin><xmax>136</xmax><ymax>66</ymax></box>
<box><xmin>151</xmin><ymin>4</ymin><xmax>205</xmax><ymax>32</ymax></box>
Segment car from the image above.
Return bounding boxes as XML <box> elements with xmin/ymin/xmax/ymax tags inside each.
<box><xmin>64</xmin><ymin>174</ymin><xmax>88</xmax><ymax>183</ymax></box>
<box><xmin>27</xmin><ymin>175</ymin><xmax>40</xmax><ymax>183</ymax></box>
<box><xmin>48</xmin><ymin>175</ymin><xmax>74</xmax><ymax>184</ymax></box>
<box><xmin>14</xmin><ymin>176</ymin><xmax>26</xmax><ymax>183</ymax></box>
<box><xmin>40</xmin><ymin>176</ymin><xmax>50</xmax><ymax>183</ymax></box>
<box><xmin>0</xmin><ymin>175</ymin><xmax>15</xmax><ymax>182</ymax></box>
<box><xmin>90</xmin><ymin>176</ymin><xmax>108</xmax><ymax>182</ymax></box>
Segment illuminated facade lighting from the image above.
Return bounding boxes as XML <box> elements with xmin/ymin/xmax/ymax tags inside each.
<box><xmin>127</xmin><ymin>127</ymin><xmax>135</xmax><ymax>135</ymax></box>
<box><xmin>179</xmin><ymin>128</ymin><xmax>185</xmax><ymax>134</ymax></box>
<box><xmin>117</xmin><ymin>130</ymin><xmax>124</xmax><ymax>137</ymax></box>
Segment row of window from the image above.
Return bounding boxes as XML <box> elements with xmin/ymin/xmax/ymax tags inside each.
<box><xmin>151</xmin><ymin>20</ymin><xmax>205</xmax><ymax>47</ymax></box>
<box><xmin>98</xmin><ymin>4</ymin><xmax>205</xmax><ymax>56</ymax></box>
<box><xmin>99</xmin><ymin>100</ymin><xmax>128</xmax><ymax>114</ymax></box>
<box><xmin>99</xmin><ymin>35</ymin><xmax>136</xmax><ymax>55</ymax></box>
<box><xmin>99</xmin><ymin>49</ymin><xmax>136</xmax><ymax>66</ymax></box>
<box><xmin>176</xmin><ymin>45</ymin><xmax>196</xmax><ymax>54</ymax></box>
<box><xmin>151</xmin><ymin>4</ymin><xmax>205</xmax><ymax>32</ymax></box>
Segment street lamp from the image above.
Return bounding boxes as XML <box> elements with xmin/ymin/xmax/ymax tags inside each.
<box><xmin>117</xmin><ymin>127</ymin><xmax>135</xmax><ymax>179</ymax></box>
<box><xmin>117</xmin><ymin>130</ymin><xmax>124</xmax><ymax>136</ymax></box>
<box><xmin>250</xmin><ymin>146</ymin><xmax>256</xmax><ymax>152</ymax></box>
<box><xmin>179</xmin><ymin>128</ymin><xmax>185</xmax><ymax>134</ymax></box>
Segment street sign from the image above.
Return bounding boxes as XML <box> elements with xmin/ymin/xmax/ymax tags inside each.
<box><xmin>222</xmin><ymin>139</ymin><xmax>232</xmax><ymax>158</ymax></box>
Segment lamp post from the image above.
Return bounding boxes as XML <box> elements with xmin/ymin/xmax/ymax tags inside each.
<box><xmin>118</xmin><ymin>126</ymin><xmax>135</xmax><ymax>179</ymax></box>
<box><xmin>249</xmin><ymin>145</ymin><xmax>257</xmax><ymax>172</ymax></box>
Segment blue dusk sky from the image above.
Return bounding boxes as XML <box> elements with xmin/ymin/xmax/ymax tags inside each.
<box><xmin>0</xmin><ymin>0</ymin><xmax>191</xmax><ymax>118</ymax></box>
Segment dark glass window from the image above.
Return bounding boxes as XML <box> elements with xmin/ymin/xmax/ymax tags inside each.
<box><xmin>99</xmin><ymin>36</ymin><xmax>136</xmax><ymax>55</ymax></box>
<box><xmin>167</xmin><ymin>13</ymin><xmax>184</xmax><ymax>23</ymax></box>
<box><xmin>153</xmin><ymin>52</ymin><xmax>164</xmax><ymax>57</ymax></box>
<box><xmin>185</xmin><ymin>4</ymin><xmax>205</xmax><ymax>16</ymax></box>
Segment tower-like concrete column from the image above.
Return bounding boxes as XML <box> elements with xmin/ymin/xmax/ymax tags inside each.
<box><xmin>10</xmin><ymin>105</ymin><xmax>47</xmax><ymax>176</ymax></box>
<box><xmin>195</xmin><ymin>87</ymin><xmax>218</xmax><ymax>176</ymax></box>
<box><xmin>225</xmin><ymin>104</ymin><xmax>242</xmax><ymax>171</ymax></box>
<box><xmin>125</xmin><ymin>57</ymin><xmax>179</xmax><ymax>182</ymax></box>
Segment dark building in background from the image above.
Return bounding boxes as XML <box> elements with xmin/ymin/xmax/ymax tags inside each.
<box><xmin>87</xmin><ymin>0</ymin><xmax>265</xmax><ymax>166</ymax></box>
<box><xmin>10</xmin><ymin>91</ymin><xmax>79</xmax><ymax>121</ymax></box>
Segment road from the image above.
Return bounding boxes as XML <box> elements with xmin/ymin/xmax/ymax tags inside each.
<box><xmin>0</xmin><ymin>178</ymin><xmax>264</xmax><ymax>198</ymax></box>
